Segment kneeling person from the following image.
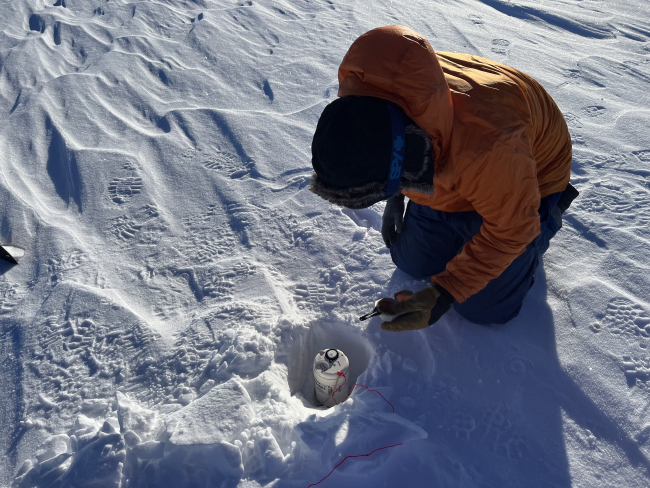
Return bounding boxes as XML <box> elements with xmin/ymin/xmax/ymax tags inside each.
<box><xmin>310</xmin><ymin>25</ymin><xmax>578</xmax><ymax>331</ymax></box>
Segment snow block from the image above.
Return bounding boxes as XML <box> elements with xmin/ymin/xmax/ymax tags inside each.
<box><xmin>100</xmin><ymin>419</ymin><xmax>117</xmax><ymax>434</ymax></box>
<box><xmin>116</xmin><ymin>391</ymin><xmax>160</xmax><ymax>439</ymax></box>
<box><xmin>39</xmin><ymin>452</ymin><xmax>71</xmax><ymax>473</ymax></box>
<box><xmin>74</xmin><ymin>414</ymin><xmax>99</xmax><ymax>434</ymax></box>
<box><xmin>124</xmin><ymin>430</ymin><xmax>142</xmax><ymax>448</ymax></box>
<box><xmin>76</xmin><ymin>431</ymin><xmax>100</xmax><ymax>451</ymax></box>
<box><xmin>132</xmin><ymin>440</ymin><xmax>166</xmax><ymax>460</ymax></box>
<box><xmin>35</xmin><ymin>434</ymin><xmax>71</xmax><ymax>463</ymax></box>
<box><xmin>254</xmin><ymin>430</ymin><xmax>286</xmax><ymax>477</ymax></box>
<box><xmin>165</xmin><ymin>379</ymin><xmax>254</xmax><ymax>445</ymax></box>
<box><xmin>61</xmin><ymin>433</ymin><xmax>124</xmax><ymax>488</ymax></box>
<box><xmin>205</xmin><ymin>442</ymin><xmax>244</xmax><ymax>478</ymax></box>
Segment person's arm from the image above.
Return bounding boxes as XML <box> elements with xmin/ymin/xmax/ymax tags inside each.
<box><xmin>433</xmin><ymin>137</ymin><xmax>541</xmax><ymax>303</ymax></box>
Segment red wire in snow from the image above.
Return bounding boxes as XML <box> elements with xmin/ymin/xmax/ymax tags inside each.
<box><xmin>331</xmin><ymin>371</ymin><xmax>395</xmax><ymax>413</ymax></box>
<box><xmin>348</xmin><ymin>383</ymin><xmax>395</xmax><ymax>413</ymax></box>
<box><xmin>308</xmin><ymin>372</ymin><xmax>400</xmax><ymax>487</ymax></box>
<box><xmin>306</xmin><ymin>443</ymin><xmax>403</xmax><ymax>488</ymax></box>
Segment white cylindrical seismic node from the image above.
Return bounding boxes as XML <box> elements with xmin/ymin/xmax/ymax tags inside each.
<box><xmin>313</xmin><ymin>348</ymin><xmax>350</xmax><ymax>407</ymax></box>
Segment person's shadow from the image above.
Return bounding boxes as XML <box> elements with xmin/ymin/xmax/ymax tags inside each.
<box><xmin>359</xmin><ymin>265</ymin><xmax>650</xmax><ymax>487</ymax></box>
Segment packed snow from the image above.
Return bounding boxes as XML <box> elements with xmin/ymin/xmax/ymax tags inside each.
<box><xmin>1</xmin><ymin>0</ymin><xmax>649</xmax><ymax>486</ymax></box>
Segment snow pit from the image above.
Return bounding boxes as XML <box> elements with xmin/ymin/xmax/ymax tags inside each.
<box><xmin>287</xmin><ymin>321</ymin><xmax>374</xmax><ymax>408</ymax></box>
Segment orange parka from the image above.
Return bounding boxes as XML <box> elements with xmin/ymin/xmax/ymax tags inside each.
<box><xmin>338</xmin><ymin>25</ymin><xmax>572</xmax><ymax>303</ymax></box>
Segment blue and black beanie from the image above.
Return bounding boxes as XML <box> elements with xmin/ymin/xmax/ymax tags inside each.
<box><xmin>310</xmin><ymin>96</ymin><xmax>434</xmax><ymax>209</ymax></box>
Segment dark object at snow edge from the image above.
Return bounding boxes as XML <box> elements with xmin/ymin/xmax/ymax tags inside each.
<box><xmin>0</xmin><ymin>245</ymin><xmax>18</xmax><ymax>264</ymax></box>
<box><xmin>557</xmin><ymin>183</ymin><xmax>579</xmax><ymax>215</ymax></box>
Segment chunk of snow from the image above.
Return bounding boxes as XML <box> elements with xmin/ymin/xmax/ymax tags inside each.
<box><xmin>199</xmin><ymin>379</ymin><xmax>215</xmax><ymax>395</ymax></box>
<box><xmin>40</xmin><ymin>452</ymin><xmax>72</xmax><ymax>472</ymax></box>
<box><xmin>124</xmin><ymin>430</ymin><xmax>141</xmax><ymax>448</ymax></box>
<box><xmin>37</xmin><ymin>393</ymin><xmax>56</xmax><ymax>410</ymax></box>
<box><xmin>116</xmin><ymin>391</ymin><xmax>160</xmax><ymax>439</ymax></box>
<box><xmin>132</xmin><ymin>441</ymin><xmax>166</xmax><ymax>459</ymax></box>
<box><xmin>35</xmin><ymin>434</ymin><xmax>70</xmax><ymax>463</ymax></box>
<box><xmin>74</xmin><ymin>414</ymin><xmax>99</xmax><ymax>435</ymax></box>
<box><xmin>100</xmin><ymin>420</ymin><xmax>116</xmax><ymax>434</ymax></box>
<box><xmin>165</xmin><ymin>379</ymin><xmax>254</xmax><ymax>445</ymax></box>
<box><xmin>61</xmin><ymin>433</ymin><xmax>124</xmax><ymax>487</ymax></box>
<box><xmin>81</xmin><ymin>399</ymin><xmax>110</xmax><ymax>417</ymax></box>
<box><xmin>205</xmin><ymin>442</ymin><xmax>244</xmax><ymax>478</ymax></box>
<box><xmin>254</xmin><ymin>429</ymin><xmax>286</xmax><ymax>477</ymax></box>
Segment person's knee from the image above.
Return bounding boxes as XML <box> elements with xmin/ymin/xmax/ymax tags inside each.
<box><xmin>389</xmin><ymin>213</ymin><xmax>463</xmax><ymax>279</ymax></box>
<box><xmin>390</xmin><ymin>243</ymin><xmax>430</xmax><ymax>280</ymax></box>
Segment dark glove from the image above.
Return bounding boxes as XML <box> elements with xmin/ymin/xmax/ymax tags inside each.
<box><xmin>381</xmin><ymin>194</ymin><xmax>405</xmax><ymax>248</ymax></box>
<box><xmin>380</xmin><ymin>284</ymin><xmax>455</xmax><ymax>331</ymax></box>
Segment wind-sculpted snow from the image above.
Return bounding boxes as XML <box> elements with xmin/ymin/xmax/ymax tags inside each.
<box><xmin>1</xmin><ymin>0</ymin><xmax>650</xmax><ymax>486</ymax></box>
<box><xmin>475</xmin><ymin>0</ymin><xmax>650</xmax><ymax>40</ymax></box>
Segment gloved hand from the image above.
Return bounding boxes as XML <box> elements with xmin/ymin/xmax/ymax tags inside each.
<box><xmin>381</xmin><ymin>194</ymin><xmax>405</xmax><ymax>248</ymax></box>
<box><xmin>380</xmin><ymin>284</ymin><xmax>455</xmax><ymax>331</ymax></box>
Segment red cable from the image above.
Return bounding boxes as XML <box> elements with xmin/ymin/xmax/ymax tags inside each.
<box><xmin>331</xmin><ymin>371</ymin><xmax>348</xmax><ymax>405</ymax></box>
<box><xmin>331</xmin><ymin>371</ymin><xmax>395</xmax><ymax>413</ymax></box>
<box><xmin>308</xmin><ymin>372</ymin><xmax>400</xmax><ymax>487</ymax></box>
<box><xmin>306</xmin><ymin>443</ymin><xmax>403</xmax><ymax>488</ymax></box>
<box><xmin>348</xmin><ymin>383</ymin><xmax>395</xmax><ymax>413</ymax></box>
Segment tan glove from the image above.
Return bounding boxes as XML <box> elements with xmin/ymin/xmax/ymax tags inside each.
<box><xmin>380</xmin><ymin>284</ymin><xmax>453</xmax><ymax>332</ymax></box>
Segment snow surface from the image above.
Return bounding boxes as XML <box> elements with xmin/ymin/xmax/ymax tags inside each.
<box><xmin>1</xmin><ymin>0</ymin><xmax>649</xmax><ymax>486</ymax></box>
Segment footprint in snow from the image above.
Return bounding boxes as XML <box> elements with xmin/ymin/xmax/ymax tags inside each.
<box><xmin>591</xmin><ymin>297</ymin><xmax>650</xmax><ymax>339</ymax></box>
<box><xmin>108</xmin><ymin>161</ymin><xmax>143</xmax><ymax>204</ymax></box>
<box><xmin>491</xmin><ymin>39</ymin><xmax>511</xmax><ymax>55</ymax></box>
<box><xmin>582</xmin><ymin>105</ymin><xmax>607</xmax><ymax>117</ymax></box>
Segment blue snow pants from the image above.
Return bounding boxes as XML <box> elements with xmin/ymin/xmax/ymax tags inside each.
<box><xmin>390</xmin><ymin>192</ymin><xmax>563</xmax><ymax>325</ymax></box>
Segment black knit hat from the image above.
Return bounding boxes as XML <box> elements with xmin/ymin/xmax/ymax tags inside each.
<box><xmin>312</xmin><ymin>96</ymin><xmax>391</xmax><ymax>187</ymax></box>
<box><xmin>310</xmin><ymin>96</ymin><xmax>434</xmax><ymax>209</ymax></box>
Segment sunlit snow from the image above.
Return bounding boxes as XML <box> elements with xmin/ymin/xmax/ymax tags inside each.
<box><xmin>1</xmin><ymin>0</ymin><xmax>650</xmax><ymax>486</ymax></box>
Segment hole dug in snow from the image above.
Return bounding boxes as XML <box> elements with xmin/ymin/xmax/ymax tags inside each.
<box><xmin>286</xmin><ymin>320</ymin><xmax>374</xmax><ymax>408</ymax></box>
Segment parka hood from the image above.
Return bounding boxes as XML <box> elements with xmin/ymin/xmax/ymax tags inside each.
<box><xmin>338</xmin><ymin>25</ymin><xmax>454</xmax><ymax>166</ymax></box>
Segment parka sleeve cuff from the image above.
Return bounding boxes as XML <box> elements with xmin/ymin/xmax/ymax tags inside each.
<box><xmin>432</xmin><ymin>274</ymin><xmax>469</xmax><ymax>303</ymax></box>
